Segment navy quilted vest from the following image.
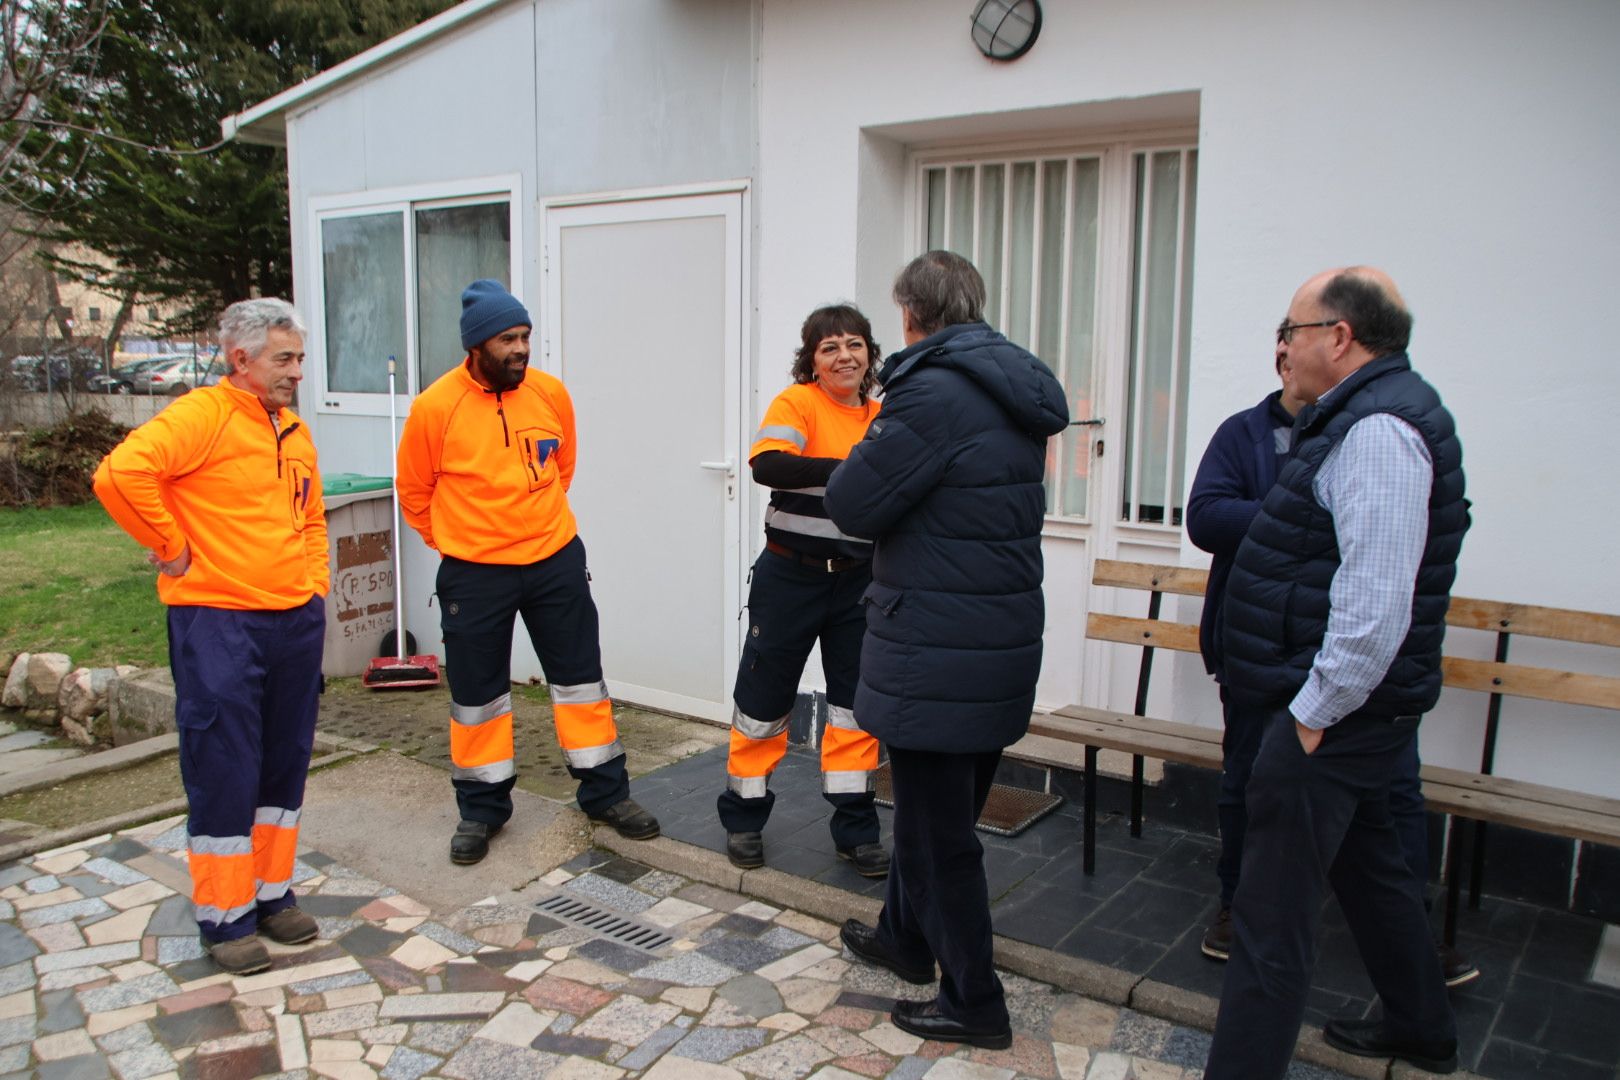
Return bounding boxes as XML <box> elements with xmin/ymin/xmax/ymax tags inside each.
<box><xmin>1220</xmin><ymin>354</ymin><xmax>1469</xmax><ymax>714</ymax></box>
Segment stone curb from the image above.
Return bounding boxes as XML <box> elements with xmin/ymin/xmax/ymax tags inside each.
<box><xmin>0</xmin><ymin>745</ymin><xmax>362</xmax><ymax>866</ymax></box>
<box><xmin>0</xmin><ymin>731</ymin><xmax>180</xmax><ymax>798</ymax></box>
<box><xmin>0</xmin><ymin>797</ymin><xmax>189</xmax><ymax>868</ymax></box>
<box><xmin>595</xmin><ymin>824</ymin><xmax>1436</xmax><ymax>1078</ymax></box>
<box><xmin>0</xmin><ymin>730</ymin><xmax>373</xmax><ymax>802</ymax></box>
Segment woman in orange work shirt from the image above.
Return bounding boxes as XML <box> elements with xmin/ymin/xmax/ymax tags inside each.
<box><xmin>717</xmin><ymin>304</ymin><xmax>889</xmax><ymax>877</ymax></box>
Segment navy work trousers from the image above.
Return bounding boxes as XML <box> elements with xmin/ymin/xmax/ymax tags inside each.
<box><xmin>1204</xmin><ymin>709</ymin><xmax>1456</xmax><ymax>1080</ymax></box>
<box><xmin>1216</xmin><ymin>687</ymin><xmax>1429</xmax><ymax>907</ymax></box>
<box><xmin>876</xmin><ymin>745</ymin><xmax>1008</xmax><ymax>1030</ymax></box>
<box><xmin>717</xmin><ymin>549</ymin><xmax>879</xmax><ymax>849</ymax></box>
<box><xmin>437</xmin><ymin>537</ymin><xmax>628</xmax><ymax>822</ymax></box>
<box><xmin>169</xmin><ymin>597</ymin><xmax>324</xmax><ymax>942</ymax></box>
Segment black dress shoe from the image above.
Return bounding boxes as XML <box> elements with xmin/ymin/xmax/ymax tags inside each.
<box><xmin>1323</xmin><ymin>1017</ymin><xmax>1458</xmax><ymax>1074</ymax></box>
<box><xmin>450</xmin><ymin>820</ymin><xmax>501</xmax><ymax>865</ymax></box>
<box><xmin>891</xmin><ymin>998</ymin><xmax>1012</xmax><ymax>1050</ymax></box>
<box><xmin>838</xmin><ymin>919</ymin><xmax>934</xmax><ymax>985</ymax></box>
<box><xmin>588</xmin><ymin>798</ymin><xmax>661</xmax><ymax>840</ymax></box>
<box><xmin>835</xmin><ymin>842</ymin><xmax>889</xmax><ymax>878</ymax></box>
<box><xmin>726</xmin><ymin>831</ymin><xmax>764</xmax><ymax>869</ymax></box>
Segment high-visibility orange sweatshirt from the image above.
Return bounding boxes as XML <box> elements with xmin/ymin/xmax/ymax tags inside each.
<box><xmin>396</xmin><ymin>360</ymin><xmax>579</xmax><ymax>565</ymax></box>
<box><xmin>93</xmin><ymin>379</ymin><xmax>329</xmax><ymax>610</ymax></box>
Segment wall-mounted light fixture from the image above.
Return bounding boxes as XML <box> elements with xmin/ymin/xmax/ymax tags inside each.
<box><xmin>970</xmin><ymin>0</ymin><xmax>1042</xmax><ymax>62</ymax></box>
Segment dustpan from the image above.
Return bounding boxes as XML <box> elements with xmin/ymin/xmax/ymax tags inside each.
<box><xmin>363</xmin><ymin>355</ymin><xmax>441</xmax><ymax>690</ymax></box>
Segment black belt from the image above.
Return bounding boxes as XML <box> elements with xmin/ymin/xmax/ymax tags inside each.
<box><xmin>765</xmin><ymin>540</ymin><xmax>868</xmax><ymax>574</ymax></box>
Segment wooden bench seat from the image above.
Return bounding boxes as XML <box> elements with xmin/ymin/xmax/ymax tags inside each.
<box><xmin>1022</xmin><ymin>558</ymin><xmax>1620</xmax><ymax>943</ymax></box>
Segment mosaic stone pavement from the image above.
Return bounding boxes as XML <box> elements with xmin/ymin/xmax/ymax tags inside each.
<box><xmin>0</xmin><ymin>815</ymin><xmax>1359</xmax><ymax>1080</ymax></box>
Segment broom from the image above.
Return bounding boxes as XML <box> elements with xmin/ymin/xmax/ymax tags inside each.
<box><xmin>362</xmin><ymin>356</ymin><xmax>441</xmax><ymax>690</ymax></box>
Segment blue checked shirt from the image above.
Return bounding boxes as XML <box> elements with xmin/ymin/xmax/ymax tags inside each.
<box><xmin>1289</xmin><ymin>409</ymin><xmax>1434</xmax><ymax>730</ymax></box>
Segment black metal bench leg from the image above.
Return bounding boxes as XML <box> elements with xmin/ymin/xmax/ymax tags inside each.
<box><xmin>1084</xmin><ymin>746</ymin><xmax>1098</xmax><ymax>875</ymax></box>
<box><xmin>1130</xmin><ymin>754</ymin><xmax>1144</xmax><ymax>837</ymax></box>
<box><xmin>1468</xmin><ymin>821</ymin><xmax>1488</xmax><ymax>910</ymax></box>
<box><xmin>1442</xmin><ymin>815</ymin><xmax>1467</xmax><ymax>948</ymax></box>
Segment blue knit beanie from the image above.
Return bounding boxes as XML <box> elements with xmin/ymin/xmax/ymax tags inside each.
<box><xmin>459</xmin><ymin>279</ymin><xmax>531</xmax><ymax>349</ymax></box>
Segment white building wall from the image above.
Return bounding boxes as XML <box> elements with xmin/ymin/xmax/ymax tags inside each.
<box><xmin>757</xmin><ymin>0</ymin><xmax>1620</xmax><ymax>796</ymax></box>
<box><xmin>280</xmin><ymin>0</ymin><xmax>757</xmax><ymax>682</ymax></box>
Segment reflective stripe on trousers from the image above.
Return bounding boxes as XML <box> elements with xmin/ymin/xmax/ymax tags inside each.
<box><xmin>726</xmin><ymin>703</ymin><xmax>791</xmax><ymax>798</ymax></box>
<box><xmin>551</xmin><ymin>680</ymin><xmax>623</xmax><ymax>769</ymax></box>
<box><xmin>189</xmin><ymin>799</ymin><xmax>304</xmax><ymax>925</ymax></box>
<box><xmin>449</xmin><ymin>692</ymin><xmax>517</xmax><ymax>783</ymax></box>
<box><xmin>821</xmin><ymin>705</ymin><xmax>876</xmax><ymax>793</ymax></box>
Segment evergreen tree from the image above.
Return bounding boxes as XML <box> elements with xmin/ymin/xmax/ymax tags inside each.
<box><xmin>11</xmin><ymin>0</ymin><xmax>454</xmax><ymax>334</ymax></box>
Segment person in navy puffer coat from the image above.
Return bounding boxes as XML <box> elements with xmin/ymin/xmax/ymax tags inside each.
<box><xmin>824</xmin><ymin>250</ymin><xmax>1068</xmax><ymax>1050</ymax></box>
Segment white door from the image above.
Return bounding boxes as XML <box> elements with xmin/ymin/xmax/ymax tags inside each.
<box><xmin>543</xmin><ymin>191</ymin><xmax>746</xmax><ymax>722</ymax></box>
<box><xmin>915</xmin><ymin>144</ymin><xmax>1198</xmax><ymax>713</ymax></box>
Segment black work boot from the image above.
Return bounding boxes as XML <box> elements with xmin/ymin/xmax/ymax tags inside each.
<box><xmin>588</xmin><ymin>798</ymin><xmax>661</xmax><ymax>840</ymax></box>
<box><xmin>726</xmin><ymin>831</ymin><xmax>764</xmax><ymax>869</ymax></box>
<box><xmin>836</xmin><ymin>841</ymin><xmax>889</xmax><ymax>878</ymax></box>
<box><xmin>450</xmin><ymin>820</ymin><xmax>501</xmax><ymax>865</ymax></box>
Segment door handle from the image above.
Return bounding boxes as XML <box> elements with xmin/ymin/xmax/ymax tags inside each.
<box><xmin>1070</xmin><ymin>417</ymin><xmax>1106</xmax><ymax>427</ymax></box>
<box><xmin>699</xmin><ymin>459</ymin><xmax>736</xmax><ymax>475</ymax></box>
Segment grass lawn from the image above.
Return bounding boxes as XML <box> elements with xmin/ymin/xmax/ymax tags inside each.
<box><xmin>0</xmin><ymin>503</ymin><xmax>167</xmax><ymax>669</ymax></box>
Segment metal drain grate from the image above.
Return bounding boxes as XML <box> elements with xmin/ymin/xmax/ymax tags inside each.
<box><xmin>533</xmin><ymin>892</ymin><xmax>674</xmax><ymax>953</ymax></box>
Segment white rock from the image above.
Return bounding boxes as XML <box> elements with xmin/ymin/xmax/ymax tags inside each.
<box><xmin>1</xmin><ymin>653</ymin><xmax>28</xmax><ymax>708</ymax></box>
<box><xmin>59</xmin><ymin>667</ymin><xmax>117</xmax><ymax>724</ymax></box>
<box><xmin>24</xmin><ymin>652</ymin><xmax>72</xmax><ymax>710</ymax></box>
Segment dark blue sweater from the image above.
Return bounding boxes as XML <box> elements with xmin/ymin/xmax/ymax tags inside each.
<box><xmin>1185</xmin><ymin>389</ymin><xmax>1293</xmax><ymax>680</ymax></box>
<box><xmin>824</xmin><ymin>322</ymin><xmax>1069</xmax><ymax>753</ymax></box>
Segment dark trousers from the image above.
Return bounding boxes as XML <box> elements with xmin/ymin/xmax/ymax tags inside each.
<box><xmin>1204</xmin><ymin>710</ymin><xmax>1456</xmax><ymax>1080</ymax></box>
<box><xmin>717</xmin><ymin>550</ymin><xmax>878</xmax><ymax>848</ymax></box>
<box><xmin>1216</xmin><ymin>687</ymin><xmax>1428</xmax><ymax>907</ymax></box>
<box><xmin>169</xmin><ymin>597</ymin><xmax>325</xmax><ymax>942</ymax></box>
<box><xmin>437</xmin><ymin>537</ymin><xmax>628</xmax><ymax>822</ymax></box>
<box><xmin>877</xmin><ymin>745</ymin><xmax>1008</xmax><ymax>1029</ymax></box>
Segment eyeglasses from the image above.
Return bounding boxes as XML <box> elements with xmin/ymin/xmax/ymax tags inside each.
<box><xmin>1276</xmin><ymin>319</ymin><xmax>1341</xmax><ymax>345</ymax></box>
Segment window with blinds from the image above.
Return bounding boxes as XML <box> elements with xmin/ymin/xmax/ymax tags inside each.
<box><xmin>920</xmin><ymin>143</ymin><xmax>1197</xmax><ymax>526</ymax></box>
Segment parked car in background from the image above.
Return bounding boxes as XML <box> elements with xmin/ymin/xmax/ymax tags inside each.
<box><xmin>87</xmin><ymin>357</ymin><xmax>173</xmax><ymax>394</ymax></box>
<box><xmin>6</xmin><ymin>347</ymin><xmax>99</xmax><ymax>392</ymax></box>
<box><xmin>130</xmin><ymin>355</ymin><xmax>225</xmax><ymax>396</ymax></box>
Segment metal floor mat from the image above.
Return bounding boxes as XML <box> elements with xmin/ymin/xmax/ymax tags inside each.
<box><xmin>871</xmin><ymin>762</ymin><xmax>1064</xmax><ymax>837</ymax></box>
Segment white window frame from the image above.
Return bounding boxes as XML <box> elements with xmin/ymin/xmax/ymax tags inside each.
<box><xmin>306</xmin><ymin>174</ymin><xmax>522</xmax><ymax>417</ymax></box>
<box><xmin>908</xmin><ymin>129</ymin><xmax>1197</xmax><ymax>538</ymax></box>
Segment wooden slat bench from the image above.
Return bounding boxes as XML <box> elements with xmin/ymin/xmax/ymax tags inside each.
<box><xmin>1024</xmin><ymin>558</ymin><xmax>1620</xmax><ymax>944</ymax></box>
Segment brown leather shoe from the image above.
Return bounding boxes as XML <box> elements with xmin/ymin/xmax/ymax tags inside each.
<box><xmin>203</xmin><ymin>934</ymin><xmax>271</xmax><ymax>975</ymax></box>
<box><xmin>259</xmin><ymin>906</ymin><xmax>318</xmax><ymax>945</ymax></box>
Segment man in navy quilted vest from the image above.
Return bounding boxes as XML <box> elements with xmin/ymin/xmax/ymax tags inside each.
<box><xmin>1204</xmin><ymin>267</ymin><xmax>1468</xmax><ymax>1079</ymax></box>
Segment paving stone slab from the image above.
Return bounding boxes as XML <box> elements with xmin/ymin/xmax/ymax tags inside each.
<box><xmin>671</xmin><ymin>1025</ymin><xmax>771</xmax><ymax>1063</ymax></box>
<box><xmin>39</xmin><ymin>987</ymin><xmax>86</xmax><ymax>1033</ymax></box>
<box><xmin>377</xmin><ymin>992</ymin><xmax>505</xmax><ymax>1021</ymax></box>
<box><xmin>77</xmin><ymin>970</ymin><xmax>180</xmax><ymax>1012</ymax></box>
<box><xmin>0</xmin><ymin>926</ymin><xmax>38</xmax><ymax>967</ymax></box>
<box><xmin>617</xmin><ymin>1022</ymin><xmax>690</xmax><ymax>1071</ymax></box>
<box><xmin>441</xmin><ymin>1036</ymin><xmax>564</xmax><ymax>1079</ymax></box>
<box><xmin>563</xmin><ymin>874</ymin><xmax>659</xmax><ymax>915</ymax></box>
<box><xmin>19</xmin><ymin>897</ymin><xmax>111</xmax><ymax>929</ymax></box>
<box><xmin>36</xmin><ymin>1054</ymin><xmax>112</xmax><ymax>1080</ymax></box>
<box><xmin>379</xmin><ymin>1046</ymin><xmax>442</xmax><ymax>1080</ymax></box>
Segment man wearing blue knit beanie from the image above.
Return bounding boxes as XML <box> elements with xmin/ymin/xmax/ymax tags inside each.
<box><xmin>396</xmin><ymin>279</ymin><xmax>661</xmax><ymax>864</ymax></box>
